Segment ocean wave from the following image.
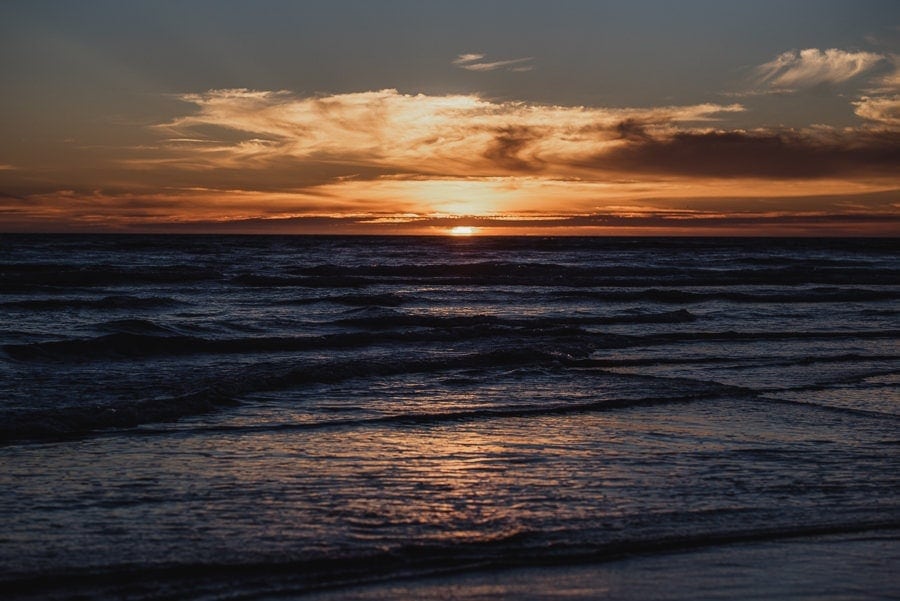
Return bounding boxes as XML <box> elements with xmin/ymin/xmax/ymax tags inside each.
<box><xmin>3</xmin><ymin>518</ymin><xmax>896</xmax><ymax>600</ymax></box>
<box><xmin>555</xmin><ymin>287</ymin><xmax>900</xmax><ymax>304</ymax></box>
<box><xmin>737</xmin><ymin>257</ymin><xmax>876</xmax><ymax>268</ymax></box>
<box><xmin>0</xmin><ymin>295</ymin><xmax>182</xmax><ymax>311</ymax></box>
<box><xmin>0</xmin><ymin>346</ymin><xmax>604</xmax><ymax>442</ymax></box>
<box><xmin>0</xmin><ymin>264</ymin><xmax>220</xmax><ymax>291</ymax></box>
<box><xmin>225</xmin><ymin>263</ymin><xmax>900</xmax><ymax>289</ymax></box>
<box><xmin>96</xmin><ymin>319</ymin><xmax>195</xmax><ymax>336</ymax></box>
<box><xmin>584</xmin><ymin>352</ymin><xmax>900</xmax><ymax>369</ymax></box>
<box><xmin>2</xmin><ymin>323</ymin><xmax>602</xmax><ymax>362</ymax></box>
<box><xmin>6</xmin><ymin>323</ymin><xmax>894</xmax><ymax>364</ymax></box>
<box><xmin>283</xmin><ymin>262</ymin><xmax>900</xmax><ymax>287</ymax></box>
<box><xmin>231</xmin><ymin>274</ymin><xmax>371</xmax><ymax>288</ymax></box>
<box><xmin>139</xmin><ymin>387</ymin><xmax>746</xmax><ymax>437</ymax></box>
<box><xmin>759</xmin><ymin>395</ymin><xmax>900</xmax><ymax>421</ymax></box>
<box><xmin>336</xmin><ymin>308</ymin><xmax>696</xmax><ymax>329</ymax></box>
<box><xmin>4</xmin><ymin>333</ymin><xmax>213</xmax><ymax>361</ymax></box>
<box><xmin>248</xmin><ymin>347</ymin><xmax>599</xmax><ymax>393</ymax></box>
<box><xmin>276</xmin><ymin>293</ymin><xmax>409</xmax><ymax>307</ymax></box>
<box><xmin>636</xmin><ymin>329</ymin><xmax>900</xmax><ymax>344</ymax></box>
<box><xmin>0</xmin><ymin>390</ymin><xmax>239</xmax><ymax>444</ymax></box>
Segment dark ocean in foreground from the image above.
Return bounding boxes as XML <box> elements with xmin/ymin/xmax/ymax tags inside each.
<box><xmin>1</xmin><ymin>235</ymin><xmax>898</xmax><ymax>600</ymax></box>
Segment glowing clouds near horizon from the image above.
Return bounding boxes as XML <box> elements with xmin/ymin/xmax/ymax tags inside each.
<box><xmin>2</xmin><ymin>81</ymin><xmax>898</xmax><ymax>234</ymax></box>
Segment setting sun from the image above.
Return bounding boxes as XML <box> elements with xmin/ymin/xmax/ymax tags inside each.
<box><xmin>449</xmin><ymin>226</ymin><xmax>477</xmax><ymax>236</ymax></box>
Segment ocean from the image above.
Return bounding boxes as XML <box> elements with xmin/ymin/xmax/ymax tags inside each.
<box><xmin>1</xmin><ymin>235</ymin><xmax>898</xmax><ymax>600</ymax></box>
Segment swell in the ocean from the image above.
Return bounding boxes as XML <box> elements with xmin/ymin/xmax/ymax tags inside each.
<box><xmin>1</xmin><ymin>235</ymin><xmax>897</xmax><ymax>600</ymax></box>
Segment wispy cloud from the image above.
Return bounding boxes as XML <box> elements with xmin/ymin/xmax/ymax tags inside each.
<box><xmin>752</xmin><ymin>48</ymin><xmax>885</xmax><ymax>91</ymax></box>
<box><xmin>853</xmin><ymin>95</ymin><xmax>900</xmax><ymax>126</ymax></box>
<box><xmin>452</xmin><ymin>53</ymin><xmax>484</xmax><ymax>65</ymax></box>
<box><xmin>864</xmin><ymin>53</ymin><xmax>900</xmax><ymax>94</ymax></box>
<box><xmin>453</xmin><ymin>52</ymin><xmax>534</xmax><ymax>72</ymax></box>
<box><xmin>154</xmin><ymin>87</ymin><xmax>900</xmax><ymax>181</ymax></box>
<box><xmin>0</xmin><ymin>164</ymin><xmax>17</xmax><ymax>171</ymax></box>
<box><xmin>152</xmin><ymin>88</ymin><xmax>748</xmax><ymax>178</ymax></box>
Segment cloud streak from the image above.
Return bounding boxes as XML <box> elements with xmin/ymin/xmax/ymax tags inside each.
<box><xmin>453</xmin><ymin>53</ymin><xmax>534</xmax><ymax>72</ymax></box>
<box><xmin>151</xmin><ymin>88</ymin><xmax>898</xmax><ymax>183</ymax></box>
<box><xmin>752</xmin><ymin>48</ymin><xmax>885</xmax><ymax>91</ymax></box>
<box><xmin>5</xmin><ymin>185</ymin><xmax>895</xmax><ymax>236</ymax></box>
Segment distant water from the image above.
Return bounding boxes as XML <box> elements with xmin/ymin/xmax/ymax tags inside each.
<box><xmin>1</xmin><ymin>235</ymin><xmax>898</xmax><ymax>599</ymax></box>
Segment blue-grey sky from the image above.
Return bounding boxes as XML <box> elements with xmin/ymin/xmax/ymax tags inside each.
<box><xmin>1</xmin><ymin>0</ymin><xmax>898</xmax><ymax>234</ymax></box>
<box><xmin>4</xmin><ymin>1</ymin><xmax>897</xmax><ymax>106</ymax></box>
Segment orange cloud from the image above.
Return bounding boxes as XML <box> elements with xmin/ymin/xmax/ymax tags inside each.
<box><xmin>153</xmin><ymin>88</ymin><xmax>745</xmax><ymax>177</ymax></box>
<box><xmin>150</xmin><ymin>89</ymin><xmax>898</xmax><ymax>184</ymax></box>
<box><xmin>3</xmin><ymin>89</ymin><xmax>897</xmax><ymax>234</ymax></box>
<box><xmin>3</xmin><ymin>178</ymin><xmax>896</xmax><ymax>235</ymax></box>
<box><xmin>854</xmin><ymin>95</ymin><xmax>900</xmax><ymax>126</ymax></box>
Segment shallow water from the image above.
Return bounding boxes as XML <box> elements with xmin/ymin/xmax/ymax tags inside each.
<box><xmin>298</xmin><ymin>532</ymin><xmax>900</xmax><ymax>601</ymax></box>
<box><xmin>1</xmin><ymin>235</ymin><xmax>898</xmax><ymax>599</ymax></box>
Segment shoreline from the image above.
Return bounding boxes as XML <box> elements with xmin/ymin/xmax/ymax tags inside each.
<box><xmin>299</xmin><ymin>531</ymin><xmax>900</xmax><ymax>601</ymax></box>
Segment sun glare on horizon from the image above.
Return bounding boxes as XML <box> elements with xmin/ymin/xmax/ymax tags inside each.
<box><xmin>449</xmin><ymin>226</ymin><xmax>477</xmax><ymax>236</ymax></box>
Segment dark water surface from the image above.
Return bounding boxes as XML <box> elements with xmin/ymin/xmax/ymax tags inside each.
<box><xmin>1</xmin><ymin>235</ymin><xmax>898</xmax><ymax>599</ymax></box>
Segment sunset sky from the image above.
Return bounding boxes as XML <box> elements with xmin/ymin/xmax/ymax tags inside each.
<box><xmin>1</xmin><ymin>0</ymin><xmax>898</xmax><ymax>235</ymax></box>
